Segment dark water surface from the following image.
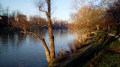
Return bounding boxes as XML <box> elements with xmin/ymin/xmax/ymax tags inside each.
<box><xmin>0</xmin><ymin>30</ymin><xmax>75</xmax><ymax>67</ymax></box>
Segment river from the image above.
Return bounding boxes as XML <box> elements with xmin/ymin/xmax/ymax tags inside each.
<box><xmin>0</xmin><ymin>29</ymin><xmax>75</xmax><ymax>67</ymax></box>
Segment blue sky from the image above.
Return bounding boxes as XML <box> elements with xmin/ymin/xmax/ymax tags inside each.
<box><xmin>1</xmin><ymin>0</ymin><xmax>72</xmax><ymax>21</ymax></box>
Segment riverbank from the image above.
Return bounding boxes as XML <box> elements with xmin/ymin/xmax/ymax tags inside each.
<box><xmin>0</xmin><ymin>26</ymin><xmax>68</xmax><ymax>34</ymax></box>
<box><xmin>0</xmin><ymin>26</ymin><xmax>20</xmax><ymax>34</ymax></box>
<box><xmin>49</xmin><ymin>31</ymin><xmax>120</xmax><ymax>67</ymax></box>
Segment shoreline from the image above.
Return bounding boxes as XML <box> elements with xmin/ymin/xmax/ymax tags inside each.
<box><xmin>49</xmin><ymin>32</ymin><xmax>120</xmax><ymax>67</ymax></box>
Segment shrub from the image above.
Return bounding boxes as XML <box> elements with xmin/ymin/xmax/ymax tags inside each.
<box><xmin>57</xmin><ymin>49</ymin><xmax>69</xmax><ymax>57</ymax></box>
<box><xmin>68</xmin><ymin>40</ymin><xmax>83</xmax><ymax>53</ymax></box>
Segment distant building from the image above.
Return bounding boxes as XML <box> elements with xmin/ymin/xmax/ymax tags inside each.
<box><xmin>15</xmin><ymin>18</ymin><xmax>18</xmax><ymax>22</ymax></box>
<box><xmin>0</xmin><ymin>16</ymin><xmax>8</xmax><ymax>27</ymax></box>
<box><xmin>0</xmin><ymin>17</ymin><xmax>2</xmax><ymax>20</ymax></box>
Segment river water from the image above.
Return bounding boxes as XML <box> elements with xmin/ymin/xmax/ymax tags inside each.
<box><xmin>0</xmin><ymin>30</ymin><xmax>75</xmax><ymax>67</ymax></box>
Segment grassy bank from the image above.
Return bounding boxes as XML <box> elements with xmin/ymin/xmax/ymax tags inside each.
<box><xmin>86</xmin><ymin>39</ymin><xmax>120</xmax><ymax>67</ymax></box>
<box><xmin>49</xmin><ymin>32</ymin><xmax>120</xmax><ymax>67</ymax></box>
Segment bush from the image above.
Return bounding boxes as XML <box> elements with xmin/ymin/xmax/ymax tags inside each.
<box><xmin>57</xmin><ymin>49</ymin><xmax>69</xmax><ymax>57</ymax></box>
<box><xmin>68</xmin><ymin>40</ymin><xmax>83</xmax><ymax>53</ymax></box>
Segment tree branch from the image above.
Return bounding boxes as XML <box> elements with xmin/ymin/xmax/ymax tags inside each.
<box><xmin>21</xmin><ymin>31</ymin><xmax>51</xmax><ymax>62</ymax></box>
<box><xmin>39</xmin><ymin>7</ymin><xmax>48</xmax><ymax>15</ymax></box>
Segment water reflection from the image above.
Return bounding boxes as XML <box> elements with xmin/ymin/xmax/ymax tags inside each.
<box><xmin>0</xmin><ymin>34</ymin><xmax>9</xmax><ymax>45</ymax></box>
<box><xmin>0</xmin><ymin>30</ymin><xmax>75</xmax><ymax>67</ymax></box>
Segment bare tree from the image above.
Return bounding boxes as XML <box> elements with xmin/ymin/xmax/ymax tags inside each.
<box><xmin>10</xmin><ymin>0</ymin><xmax>54</xmax><ymax>62</ymax></box>
<box><xmin>29</xmin><ymin>15</ymin><xmax>47</xmax><ymax>28</ymax></box>
<box><xmin>34</xmin><ymin>0</ymin><xmax>55</xmax><ymax>62</ymax></box>
<box><xmin>105</xmin><ymin>0</ymin><xmax>120</xmax><ymax>34</ymax></box>
<box><xmin>11</xmin><ymin>13</ymin><xmax>29</xmax><ymax>33</ymax></box>
<box><xmin>69</xmin><ymin>0</ymin><xmax>106</xmax><ymax>43</ymax></box>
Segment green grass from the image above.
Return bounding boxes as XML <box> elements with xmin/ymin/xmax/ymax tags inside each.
<box><xmin>109</xmin><ymin>40</ymin><xmax>120</xmax><ymax>48</ymax></box>
<box><xmin>98</xmin><ymin>40</ymin><xmax>120</xmax><ymax>67</ymax></box>
<box><xmin>86</xmin><ymin>39</ymin><xmax>120</xmax><ymax>67</ymax></box>
<box><xmin>48</xmin><ymin>57</ymin><xmax>67</xmax><ymax>67</ymax></box>
<box><xmin>99</xmin><ymin>53</ymin><xmax>120</xmax><ymax>67</ymax></box>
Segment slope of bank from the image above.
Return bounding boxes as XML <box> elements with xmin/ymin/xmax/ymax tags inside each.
<box><xmin>49</xmin><ymin>32</ymin><xmax>120</xmax><ymax>67</ymax></box>
<box><xmin>86</xmin><ymin>39</ymin><xmax>120</xmax><ymax>67</ymax></box>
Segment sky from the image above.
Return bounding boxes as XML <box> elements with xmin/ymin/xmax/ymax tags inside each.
<box><xmin>1</xmin><ymin>0</ymin><xmax>72</xmax><ymax>21</ymax></box>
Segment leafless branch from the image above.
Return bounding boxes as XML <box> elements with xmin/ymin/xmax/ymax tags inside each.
<box><xmin>22</xmin><ymin>31</ymin><xmax>43</xmax><ymax>40</ymax></box>
<box><xmin>39</xmin><ymin>7</ymin><xmax>48</xmax><ymax>14</ymax></box>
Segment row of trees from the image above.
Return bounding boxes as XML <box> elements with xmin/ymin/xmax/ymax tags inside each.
<box><xmin>0</xmin><ymin>2</ymin><xmax>68</xmax><ymax>30</ymax></box>
<box><xmin>10</xmin><ymin>14</ymin><xmax>68</xmax><ymax>30</ymax></box>
<box><xmin>68</xmin><ymin>0</ymin><xmax>120</xmax><ymax>43</ymax></box>
<box><xmin>52</xmin><ymin>19</ymin><xmax>68</xmax><ymax>29</ymax></box>
<box><xmin>0</xmin><ymin>9</ymin><xmax>67</xmax><ymax>30</ymax></box>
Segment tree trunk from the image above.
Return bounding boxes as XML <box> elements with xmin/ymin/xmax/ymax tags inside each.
<box><xmin>24</xmin><ymin>32</ymin><xmax>51</xmax><ymax>62</ymax></box>
<box><xmin>96</xmin><ymin>24</ymin><xmax>100</xmax><ymax>31</ymax></box>
<box><xmin>41</xmin><ymin>39</ymin><xmax>51</xmax><ymax>62</ymax></box>
<box><xmin>47</xmin><ymin>0</ymin><xmax>55</xmax><ymax>60</ymax></box>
